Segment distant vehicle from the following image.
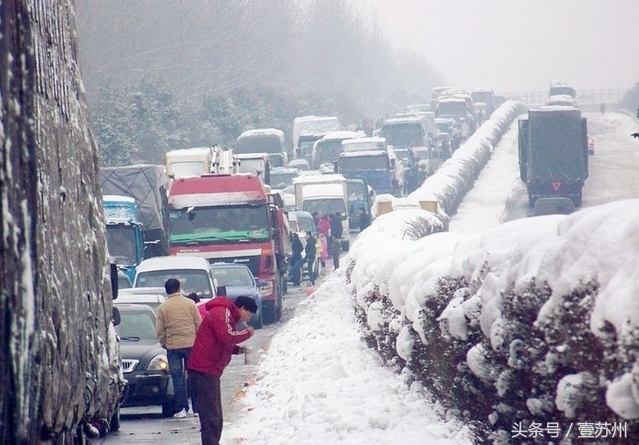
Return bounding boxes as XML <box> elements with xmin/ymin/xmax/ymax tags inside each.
<box><xmin>287</xmin><ymin>159</ymin><xmax>310</xmax><ymax>171</ymax></box>
<box><xmin>236</xmin><ymin>128</ymin><xmax>288</xmax><ymax>168</ymax></box>
<box><xmin>470</xmin><ymin>88</ymin><xmax>496</xmax><ymax>118</ymax></box>
<box><xmin>435</xmin><ymin>117</ymin><xmax>463</xmax><ymax>150</ymax></box>
<box><xmin>133</xmin><ymin>256</ymin><xmax>217</xmax><ymax>302</ymax></box>
<box><xmin>292</xmin><ymin>115</ymin><xmax>340</xmax><ymax>164</ymax></box>
<box><xmin>116</xmin><ymin>287</ymin><xmax>167</xmax><ymax>312</ymax></box>
<box><xmin>311</xmin><ymin>130</ymin><xmax>362</xmax><ymax>171</ymax></box>
<box><xmin>588</xmin><ymin>135</ymin><xmax>595</xmax><ymax>155</ymax></box>
<box><xmin>100</xmin><ymin>164</ymin><xmax>170</xmax><ymax>258</ymax></box>
<box><xmin>518</xmin><ymin>107</ymin><xmax>588</xmax><ymax>207</ymax></box>
<box><xmin>405</xmin><ymin>103</ymin><xmax>432</xmax><ymax>113</ymax></box>
<box><xmin>270</xmin><ymin>167</ymin><xmax>299</xmax><ymax>190</ymax></box>
<box><xmin>545</xmin><ymin>94</ymin><xmax>578</xmax><ymax>108</ymax></box>
<box><xmin>114</xmin><ymin>303</ymin><xmax>174</xmax><ymax>417</ymax></box>
<box><xmin>208</xmin><ymin>262</ymin><xmax>264</xmax><ymax>328</ymax></box>
<box><xmin>165</xmin><ymin>146</ymin><xmax>213</xmax><ymax>179</ymax></box>
<box><xmin>103</xmin><ymin>195</ymin><xmax>146</xmax><ymax>283</ymax></box>
<box><xmin>235</xmin><ymin>152</ymin><xmax>271</xmax><ymax>185</ymax></box>
<box><xmin>435</xmin><ymin>97</ymin><xmax>474</xmax><ymax>141</ymax></box>
<box><xmin>548</xmin><ymin>82</ymin><xmax>576</xmax><ymax>99</ymax></box>
<box><xmin>345</xmin><ymin>177</ymin><xmax>373</xmax><ymax>231</ymax></box>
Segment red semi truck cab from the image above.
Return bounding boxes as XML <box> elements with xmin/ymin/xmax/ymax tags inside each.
<box><xmin>167</xmin><ymin>173</ymin><xmax>289</xmax><ymax>323</ymax></box>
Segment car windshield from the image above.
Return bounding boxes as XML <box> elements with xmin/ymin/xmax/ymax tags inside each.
<box><xmin>135</xmin><ymin>269</ymin><xmax>214</xmax><ymax>298</ymax></box>
<box><xmin>116</xmin><ymin>308</ymin><xmax>157</xmax><ymax>341</ymax></box>
<box><xmin>211</xmin><ymin>267</ymin><xmax>254</xmax><ymax>287</ymax></box>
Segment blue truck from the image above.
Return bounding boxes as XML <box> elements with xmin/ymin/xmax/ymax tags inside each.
<box><xmin>103</xmin><ymin>195</ymin><xmax>145</xmax><ymax>283</ymax></box>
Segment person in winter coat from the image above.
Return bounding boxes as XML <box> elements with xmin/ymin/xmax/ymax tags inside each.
<box><xmin>304</xmin><ymin>231</ymin><xmax>317</xmax><ymax>285</ymax></box>
<box><xmin>317</xmin><ymin>214</ymin><xmax>331</xmax><ymax>237</ymax></box>
<box><xmin>187</xmin><ymin>296</ymin><xmax>257</xmax><ymax>445</ymax></box>
<box><xmin>155</xmin><ymin>278</ymin><xmax>202</xmax><ymax>418</ymax></box>
<box><xmin>289</xmin><ymin>232</ymin><xmax>304</xmax><ymax>286</ymax></box>
<box><xmin>317</xmin><ymin>232</ymin><xmax>329</xmax><ymax>271</ymax></box>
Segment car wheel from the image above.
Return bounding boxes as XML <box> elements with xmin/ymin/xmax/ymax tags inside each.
<box><xmin>253</xmin><ymin>310</ymin><xmax>263</xmax><ymax>329</ymax></box>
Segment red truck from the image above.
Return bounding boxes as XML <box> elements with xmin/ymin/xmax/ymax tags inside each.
<box><xmin>166</xmin><ymin>173</ymin><xmax>291</xmax><ymax>323</ymax></box>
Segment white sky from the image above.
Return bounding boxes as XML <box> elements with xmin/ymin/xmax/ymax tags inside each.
<box><xmin>220</xmin><ymin>109</ymin><xmax>639</xmax><ymax>444</ymax></box>
<box><xmin>358</xmin><ymin>0</ymin><xmax>639</xmax><ymax>94</ymax></box>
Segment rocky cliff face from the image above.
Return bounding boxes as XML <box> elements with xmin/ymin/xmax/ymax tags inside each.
<box><xmin>0</xmin><ymin>2</ymin><xmax>123</xmax><ymax>443</ymax></box>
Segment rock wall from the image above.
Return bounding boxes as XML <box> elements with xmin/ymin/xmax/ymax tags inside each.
<box><xmin>0</xmin><ymin>2</ymin><xmax>122</xmax><ymax>443</ymax></box>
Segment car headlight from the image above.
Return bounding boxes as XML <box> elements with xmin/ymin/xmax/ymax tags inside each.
<box><xmin>148</xmin><ymin>353</ymin><xmax>169</xmax><ymax>372</ymax></box>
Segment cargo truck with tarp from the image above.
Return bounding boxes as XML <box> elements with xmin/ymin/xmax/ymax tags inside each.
<box><xmin>100</xmin><ymin>164</ymin><xmax>170</xmax><ymax>258</ymax></box>
<box><xmin>518</xmin><ymin>106</ymin><xmax>588</xmax><ymax>207</ymax></box>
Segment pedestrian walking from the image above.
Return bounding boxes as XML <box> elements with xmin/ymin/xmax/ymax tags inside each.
<box><xmin>155</xmin><ymin>278</ymin><xmax>202</xmax><ymax>419</ymax></box>
<box><xmin>318</xmin><ymin>232</ymin><xmax>329</xmax><ymax>271</ymax></box>
<box><xmin>187</xmin><ymin>296</ymin><xmax>257</xmax><ymax>445</ymax></box>
<box><xmin>317</xmin><ymin>214</ymin><xmax>331</xmax><ymax>237</ymax></box>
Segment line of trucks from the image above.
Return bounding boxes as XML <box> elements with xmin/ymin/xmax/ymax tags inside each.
<box><xmin>100</xmin><ymin>151</ymin><xmax>292</xmax><ymax>324</ymax></box>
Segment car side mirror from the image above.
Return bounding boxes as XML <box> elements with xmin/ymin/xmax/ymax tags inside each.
<box><xmin>112</xmin><ymin>306</ymin><xmax>121</xmax><ymax>327</ymax></box>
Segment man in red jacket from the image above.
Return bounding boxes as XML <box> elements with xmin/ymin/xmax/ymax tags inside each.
<box><xmin>187</xmin><ymin>296</ymin><xmax>257</xmax><ymax>445</ymax></box>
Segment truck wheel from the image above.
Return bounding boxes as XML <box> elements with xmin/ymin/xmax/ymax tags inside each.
<box><xmin>253</xmin><ymin>310</ymin><xmax>263</xmax><ymax>329</ymax></box>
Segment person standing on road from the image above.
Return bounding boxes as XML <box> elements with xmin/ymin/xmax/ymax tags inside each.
<box><xmin>155</xmin><ymin>278</ymin><xmax>202</xmax><ymax>419</ymax></box>
<box><xmin>187</xmin><ymin>296</ymin><xmax>257</xmax><ymax>445</ymax></box>
<box><xmin>289</xmin><ymin>232</ymin><xmax>304</xmax><ymax>286</ymax></box>
<box><xmin>304</xmin><ymin>231</ymin><xmax>317</xmax><ymax>285</ymax></box>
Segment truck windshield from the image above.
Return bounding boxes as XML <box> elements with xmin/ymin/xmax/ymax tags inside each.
<box><xmin>106</xmin><ymin>225</ymin><xmax>136</xmax><ymax>266</ymax></box>
<box><xmin>340</xmin><ymin>155</ymin><xmax>388</xmax><ymax>172</ymax></box>
<box><xmin>302</xmin><ymin>198</ymin><xmax>346</xmax><ymax>216</ymax></box>
<box><xmin>168</xmin><ymin>205</ymin><xmax>270</xmax><ymax>243</ymax></box>
<box><xmin>316</xmin><ymin>140</ymin><xmax>343</xmax><ymax>166</ymax></box>
<box><xmin>382</xmin><ymin>123</ymin><xmax>423</xmax><ymax>147</ymax></box>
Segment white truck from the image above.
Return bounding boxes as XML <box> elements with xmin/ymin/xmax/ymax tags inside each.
<box><xmin>292</xmin><ymin>173</ymin><xmax>350</xmax><ymax>250</ymax></box>
<box><xmin>292</xmin><ymin>115</ymin><xmax>340</xmax><ymax>164</ymax></box>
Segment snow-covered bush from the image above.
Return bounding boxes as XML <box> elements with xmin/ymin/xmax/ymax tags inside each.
<box><xmin>346</xmin><ymin>105</ymin><xmax>639</xmax><ymax>443</ymax></box>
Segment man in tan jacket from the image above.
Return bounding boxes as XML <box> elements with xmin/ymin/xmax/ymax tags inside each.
<box><xmin>156</xmin><ymin>278</ymin><xmax>202</xmax><ymax>418</ymax></box>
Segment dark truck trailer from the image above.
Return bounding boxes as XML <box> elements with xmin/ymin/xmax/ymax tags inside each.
<box><xmin>518</xmin><ymin>107</ymin><xmax>588</xmax><ymax>207</ymax></box>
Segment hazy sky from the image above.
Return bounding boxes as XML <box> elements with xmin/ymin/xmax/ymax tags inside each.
<box><xmin>361</xmin><ymin>0</ymin><xmax>639</xmax><ymax>95</ymax></box>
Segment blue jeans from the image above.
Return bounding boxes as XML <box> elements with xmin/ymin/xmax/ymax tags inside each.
<box><xmin>167</xmin><ymin>347</ymin><xmax>192</xmax><ymax>412</ymax></box>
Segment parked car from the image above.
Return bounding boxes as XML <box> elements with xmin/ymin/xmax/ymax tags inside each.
<box><xmin>116</xmin><ymin>287</ymin><xmax>166</xmax><ymax>312</ymax></box>
<box><xmin>207</xmin><ymin>262</ymin><xmax>264</xmax><ymax>328</ymax></box>
<box><xmin>133</xmin><ymin>256</ymin><xmax>217</xmax><ymax>301</ymax></box>
<box><xmin>114</xmin><ymin>303</ymin><xmax>175</xmax><ymax>416</ymax></box>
